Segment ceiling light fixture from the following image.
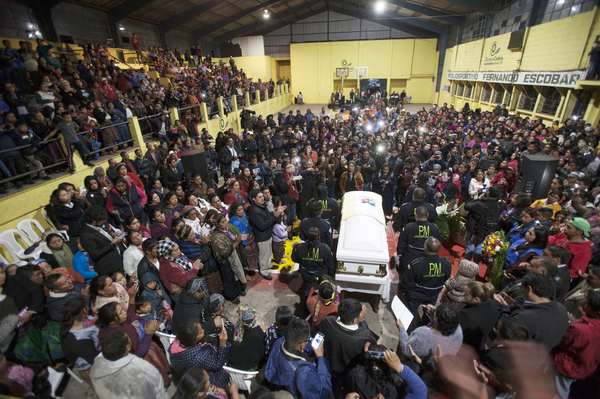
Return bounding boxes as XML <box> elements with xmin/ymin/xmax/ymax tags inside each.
<box><xmin>375</xmin><ymin>1</ymin><xmax>386</xmax><ymax>13</ymax></box>
<box><xmin>119</xmin><ymin>26</ymin><xmax>125</xmax><ymax>30</ymax></box>
<box><xmin>263</xmin><ymin>10</ymin><xmax>269</xmax><ymax>19</ymax></box>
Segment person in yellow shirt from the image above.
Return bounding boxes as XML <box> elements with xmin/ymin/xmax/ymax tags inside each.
<box><xmin>531</xmin><ymin>190</ymin><xmax>562</xmax><ymax>219</ymax></box>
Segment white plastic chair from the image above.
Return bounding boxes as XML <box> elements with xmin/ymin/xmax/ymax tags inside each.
<box><xmin>0</xmin><ymin>242</ymin><xmax>27</xmax><ymax>266</ymax></box>
<box><xmin>0</xmin><ymin>229</ymin><xmax>41</xmax><ymax>261</ymax></box>
<box><xmin>222</xmin><ymin>365</ymin><xmax>259</xmax><ymax>392</ymax></box>
<box><xmin>155</xmin><ymin>332</ymin><xmax>176</xmax><ymax>365</ymax></box>
<box><xmin>41</xmin><ymin>210</ymin><xmax>70</xmax><ymax>242</ymax></box>
<box><xmin>17</xmin><ymin>218</ymin><xmax>46</xmax><ymax>242</ymax></box>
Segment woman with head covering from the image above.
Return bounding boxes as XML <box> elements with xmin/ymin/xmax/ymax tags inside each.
<box><xmin>228</xmin><ymin>307</ymin><xmax>265</xmax><ymax>371</ymax></box>
<box><xmin>157</xmin><ymin>239</ymin><xmax>203</xmax><ymax>301</ymax></box>
<box><xmin>171</xmin><ymin>277</ymin><xmax>211</xmax><ymax>335</ymax></box>
<box><xmin>176</xmin><ymin>224</ymin><xmax>223</xmax><ymax>296</ymax></box>
<box><xmin>210</xmin><ymin>214</ymin><xmax>246</xmax><ymax>302</ymax></box>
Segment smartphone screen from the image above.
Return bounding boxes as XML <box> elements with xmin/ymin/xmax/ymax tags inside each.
<box><xmin>367</xmin><ymin>350</ymin><xmax>385</xmax><ymax>359</ymax></box>
<box><xmin>311</xmin><ymin>333</ymin><xmax>324</xmax><ymax>350</ymax></box>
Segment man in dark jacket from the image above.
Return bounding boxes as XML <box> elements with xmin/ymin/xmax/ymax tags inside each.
<box><xmin>306</xmin><ymin>184</ymin><xmax>341</xmax><ymax>230</ymax></box>
<box><xmin>300</xmin><ymin>201</ymin><xmax>333</xmax><ymax>249</ymax></box>
<box><xmin>463</xmin><ymin>185</ymin><xmax>506</xmax><ymax>263</ymax></box>
<box><xmin>79</xmin><ymin>206</ymin><xmax>125</xmax><ymax>276</ymax></box>
<box><xmin>543</xmin><ymin>245</ymin><xmax>571</xmax><ymax>301</ymax></box>
<box><xmin>403</xmin><ymin>237</ymin><xmax>452</xmax><ymax>314</ymax></box>
<box><xmin>134</xmin><ymin>148</ymin><xmax>153</xmax><ymax>192</ymax></box>
<box><xmin>356</xmin><ymin>149</ymin><xmax>376</xmax><ymax>191</ymax></box>
<box><xmin>248</xmin><ymin>189</ymin><xmax>285</xmax><ymax>280</ymax></box>
<box><xmin>404</xmin><ymin>172</ymin><xmax>437</xmax><ymax>205</ymax></box>
<box><xmin>393</xmin><ymin>188</ymin><xmax>437</xmax><ymax>232</ymax></box>
<box><xmin>319</xmin><ymin>298</ymin><xmax>377</xmax><ymax>394</ymax></box>
<box><xmin>396</xmin><ymin>206</ymin><xmax>442</xmax><ymax>274</ymax></box>
<box><xmin>292</xmin><ymin>227</ymin><xmax>334</xmax><ymax>301</ymax></box>
<box><xmin>218</xmin><ymin>137</ymin><xmax>241</xmax><ymax>175</ymax></box>
<box><xmin>264</xmin><ymin>318</ymin><xmax>332</xmax><ymax>399</ymax></box>
<box><xmin>504</xmin><ymin>273</ymin><xmax>569</xmax><ymax>354</ymax></box>
<box><xmin>45</xmin><ymin>273</ymin><xmax>89</xmax><ymax>321</ymax></box>
<box><xmin>240</xmin><ymin>107</ymin><xmax>255</xmax><ymax>130</ymax></box>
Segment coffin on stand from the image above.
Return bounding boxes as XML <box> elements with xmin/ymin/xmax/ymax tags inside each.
<box><xmin>335</xmin><ymin>191</ymin><xmax>391</xmax><ymax>312</ymax></box>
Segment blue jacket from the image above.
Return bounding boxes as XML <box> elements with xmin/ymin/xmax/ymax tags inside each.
<box><xmin>72</xmin><ymin>251</ymin><xmax>98</xmax><ymax>283</ymax></box>
<box><xmin>265</xmin><ymin>337</ymin><xmax>332</xmax><ymax>399</ymax></box>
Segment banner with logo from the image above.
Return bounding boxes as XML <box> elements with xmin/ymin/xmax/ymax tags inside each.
<box><xmin>446</xmin><ymin>70</ymin><xmax>586</xmax><ymax>88</ymax></box>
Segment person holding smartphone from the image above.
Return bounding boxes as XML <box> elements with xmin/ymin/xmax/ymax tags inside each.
<box><xmin>265</xmin><ymin>318</ymin><xmax>333</xmax><ymax>399</ymax></box>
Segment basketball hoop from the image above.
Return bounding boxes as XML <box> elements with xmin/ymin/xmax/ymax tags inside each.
<box><xmin>336</xmin><ymin>67</ymin><xmax>349</xmax><ymax>78</ymax></box>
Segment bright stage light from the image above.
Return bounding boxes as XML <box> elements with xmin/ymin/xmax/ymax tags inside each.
<box><xmin>375</xmin><ymin>1</ymin><xmax>386</xmax><ymax>13</ymax></box>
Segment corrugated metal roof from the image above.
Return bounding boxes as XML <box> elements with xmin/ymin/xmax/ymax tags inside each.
<box><xmin>66</xmin><ymin>0</ymin><xmax>476</xmax><ymax>39</ymax></box>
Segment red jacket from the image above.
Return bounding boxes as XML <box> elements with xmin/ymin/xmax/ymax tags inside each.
<box><xmin>491</xmin><ymin>160</ymin><xmax>518</xmax><ymax>193</ymax></box>
<box><xmin>553</xmin><ymin>317</ymin><xmax>600</xmax><ymax>379</ymax></box>
<box><xmin>549</xmin><ymin>233</ymin><xmax>594</xmax><ymax>278</ymax></box>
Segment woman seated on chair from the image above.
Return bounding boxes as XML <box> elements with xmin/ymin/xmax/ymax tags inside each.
<box><xmin>169</xmin><ymin>318</ymin><xmax>231</xmax><ymax>388</ymax></box>
<box><xmin>228</xmin><ymin>307</ymin><xmax>265</xmax><ymax>372</ymax></box>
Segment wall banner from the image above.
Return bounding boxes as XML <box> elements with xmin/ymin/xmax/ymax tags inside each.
<box><xmin>447</xmin><ymin>70</ymin><xmax>586</xmax><ymax>88</ymax></box>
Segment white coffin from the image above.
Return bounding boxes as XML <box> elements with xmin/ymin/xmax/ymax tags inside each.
<box><xmin>336</xmin><ymin>191</ymin><xmax>390</xmax><ymax>277</ymax></box>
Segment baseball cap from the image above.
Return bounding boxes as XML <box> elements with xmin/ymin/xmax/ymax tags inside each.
<box><xmin>281</xmin><ymin>153</ymin><xmax>289</xmax><ymax>158</ymax></box>
<box><xmin>571</xmin><ymin>217</ymin><xmax>590</xmax><ymax>238</ymax></box>
<box><xmin>434</xmin><ymin>151</ymin><xmax>442</xmax><ymax>156</ymax></box>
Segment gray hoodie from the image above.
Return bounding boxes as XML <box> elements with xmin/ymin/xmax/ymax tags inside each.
<box><xmin>90</xmin><ymin>353</ymin><xmax>168</xmax><ymax>399</ymax></box>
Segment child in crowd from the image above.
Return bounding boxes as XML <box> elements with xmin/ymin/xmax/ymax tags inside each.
<box><xmin>134</xmin><ymin>296</ymin><xmax>171</xmax><ymax>332</ymax></box>
<box><xmin>272</xmin><ymin>197</ymin><xmax>289</xmax><ymax>265</ymax></box>
<box><xmin>141</xmin><ymin>272</ymin><xmax>173</xmax><ymax>315</ymax></box>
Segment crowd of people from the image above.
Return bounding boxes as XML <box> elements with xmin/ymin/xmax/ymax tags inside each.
<box><xmin>0</xmin><ymin>38</ymin><xmax>287</xmax><ymax>193</ymax></box>
<box><xmin>1</xmin><ymin>66</ymin><xmax>600</xmax><ymax>399</ymax></box>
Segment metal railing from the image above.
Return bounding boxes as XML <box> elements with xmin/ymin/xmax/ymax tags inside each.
<box><xmin>178</xmin><ymin>104</ymin><xmax>202</xmax><ymax>121</ymax></box>
<box><xmin>0</xmin><ymin>138</ymin><xmax>67</xmax><ymax>184</ymax></box>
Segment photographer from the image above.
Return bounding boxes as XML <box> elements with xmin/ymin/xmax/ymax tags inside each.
<box><xmin>423</xmin><ymin>150</ymin><xmax>447</xmax><ymax>173</ymax></box>
<box><xmin>357</xmin><ymin>149</ymin><xmax>376</xmax><ymax>191</ymax></box>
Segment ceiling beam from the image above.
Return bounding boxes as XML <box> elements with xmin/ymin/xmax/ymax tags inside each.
<box><xmin>257</xmin><ymin>5</ymin><xmax>328</xmax><ymax>36</ymax></box>
<box><xmin>107</xmin><ymin>0</ymin><xmax>149</xmax><ymax>22</ymax></box>
<box><xmin>217</xmin><ymin>0</ymin><xmax>322</xmax><ymax>42</ymax></box>
<box><xmin>193</xmin><ymin>0</ymin><xmax>281</xmax><ymax>41</ymax></box>
<box><xmin>386</xmin><ymin>0</ymin><xmax>465</xmax><ymax>26</ymax></box>
<box><xmin>161</xmin><ymin>0</ymin><xmax>226</xmax><ymax>33</ymax></box>
<box><xmin>330</xmin><ymin>6</ymin><xmax>434</xmax><ymax>37</ymax></box>
<box><xmin>329</xmin><ymin>0</ymin><xmax>442</xmax><ymax>34</ymax></box>
<box><xmin>441</xmin><ymin>0</ymin><xmax>490</xmax><ymax>14</ymax></box>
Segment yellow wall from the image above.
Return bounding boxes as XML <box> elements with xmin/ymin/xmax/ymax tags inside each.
<box><xmin>441</xmin><ymin>7</ymin><xmax>600</xmax><ymax>124</ymax></box>
<box><xmin>291</xmin><ymin>38</ymin><xmax>438</xmax><ymax>104</ymax></box>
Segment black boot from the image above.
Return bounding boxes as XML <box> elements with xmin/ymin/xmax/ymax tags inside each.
<box><xmin>240</xmin><ymin>283</ymin><xmax>246</xmax><ymax>296</ymax></box>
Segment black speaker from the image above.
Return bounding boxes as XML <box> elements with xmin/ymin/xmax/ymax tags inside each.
<box><xmin>479</xmin><ymin>158</ymin><xmax>498</xmax><ymax>171</ymax></box>
<box><xmin>181</xmin><ymin>150</ymin><xmax>209</xmax><ymax>185</ymax></box>
<box><xmin>513</xmin><ymin>154</ymin><xmax>559</xmax><ymax>201</ymax></box>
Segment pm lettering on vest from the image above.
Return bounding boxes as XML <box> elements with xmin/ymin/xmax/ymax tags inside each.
<box><xmin>425</xmin><ymin>262</ymin><xmax>444</xmax><ymax>277</ymax></box>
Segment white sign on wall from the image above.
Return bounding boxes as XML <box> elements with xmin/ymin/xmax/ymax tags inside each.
<box><xmin>447</xmin><ymin>70</ymin><xmax>586</xmax><ymax>88</ymax></box>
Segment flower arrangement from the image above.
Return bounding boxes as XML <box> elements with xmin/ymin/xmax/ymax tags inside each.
<box><xmin>482</xmin><ymin>231</ymin><xmax>509</xmax><ymax>287</ymax></box>
<box><xmin>434</xmin><ymin>202</ymin><xmax>465</xmax><ymax>240</ymax></box>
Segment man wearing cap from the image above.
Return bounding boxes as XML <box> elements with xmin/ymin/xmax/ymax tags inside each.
<box><xmin>423</xmin><ymin>150</ymin><xmax>447</xmax><ymax>173</ymax></box>
<box><xmin>548</xmin><ymin>218</ymin><xmax>593</xmax><ymax>286</ymax></box>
